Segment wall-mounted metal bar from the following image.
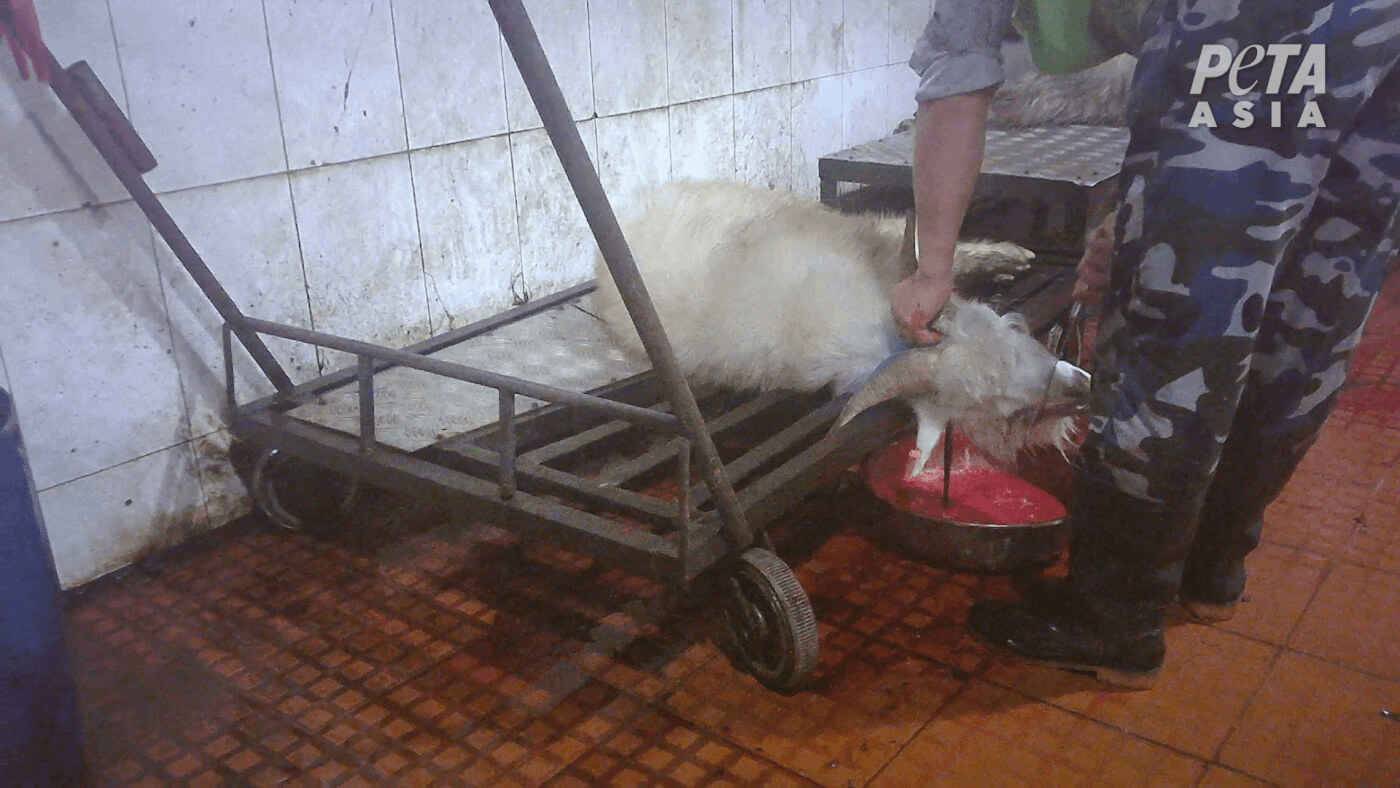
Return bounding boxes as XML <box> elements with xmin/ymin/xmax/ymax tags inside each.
<box><xmin>25</xmin><ymin>43</ymin><xmax>294</xmax><ymax>392</ymax></box>
<box><xmin>498</xmin><ymin>390</ymin><xmax>517</xmax><ymax>498</ymax></box>
<box><xmin>357</xmin><ymin>355</ymin><xmax>375</xmax><ymax>454</ymax></box>
<box><xmin>240</xmin><ymin>316</ymin><xmax>677</xmax><ymax>433</ymax></box>
<box><xmin>487</xmin><ymin>0</ymin><xmax>754</xmax><ymax>550</ymax></box>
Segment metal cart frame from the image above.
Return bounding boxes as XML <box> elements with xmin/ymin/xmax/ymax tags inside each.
<box><xmin>21</xmin><ymin>0</ymin><xmax>940</xmax><ymax>690</ymax></box>
<box><xmin>20</xmin><ymin>0</ymin><xmax>1090</xmax><ymax>690</ymax></box>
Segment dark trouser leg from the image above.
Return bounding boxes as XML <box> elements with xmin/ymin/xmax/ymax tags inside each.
<box><xmin>1182</xmin><ymin>59</ymin><xmax>1400</xmax><ymax>610</ymax></box>
<box><xmin>1178</xmin><ymin>416</ymin><xmax>1299</xmax><ymax>611</ymax></box>
<box><xmin>970</xmin><ymin>0</ymin><xmax>1400</xmax><ymax>686</ymax></box>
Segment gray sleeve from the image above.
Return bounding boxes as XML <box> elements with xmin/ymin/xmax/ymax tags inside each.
<box><xmin>908</xmin><ymin>0</ymin><xmax>1015</xmax><ymax>102</ymax></box>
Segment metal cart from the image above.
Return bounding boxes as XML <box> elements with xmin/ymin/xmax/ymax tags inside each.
<box><xmin>819</xmin><ymin>123</ymin><xmax>1129</xmax><ymax>269</ymax></box>
<box><xmin>22</xmin><ymin>0</ymin><xmax>1089</xmax><ymax>691</ymax></box>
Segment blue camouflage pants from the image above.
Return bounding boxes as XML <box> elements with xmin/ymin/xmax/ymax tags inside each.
<box><xmin>1082</xmin><ymin>0</ymin><xmax>1400</xmax><ymax>593</ymax></box>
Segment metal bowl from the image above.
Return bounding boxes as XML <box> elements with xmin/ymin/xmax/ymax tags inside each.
<box><xmin>860</xmin><ymin>434</ymin><xmax>1069</xmax><ymax>573</ymax></box>
<box><xmin>864</xmin><ymin>497</ymin><xmax>1067</xmax><ymax>573</ymax></box>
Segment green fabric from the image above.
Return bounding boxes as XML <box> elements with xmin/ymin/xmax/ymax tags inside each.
<box><xmin>1014</xmin><ymin>0</ymin><xmax>1113</xmax><ymax>74</ymax></box>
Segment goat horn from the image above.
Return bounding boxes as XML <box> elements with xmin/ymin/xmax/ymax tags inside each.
<box><xmin>834</xmin><ymin>345</ymin><xmax>943</xmax><ymax>429</ymax></box>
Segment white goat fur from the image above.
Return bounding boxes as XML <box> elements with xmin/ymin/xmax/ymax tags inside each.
<box><xmin>592</xmin><ymin>181</ymin><xmax>1089</xmax><ymax>469</ymax></box>
<box><xmin>593</xmin><ymin>180</ymin><xmax>1030</xmax><ymax>394</ymax></box>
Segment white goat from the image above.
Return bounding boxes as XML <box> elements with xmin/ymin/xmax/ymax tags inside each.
<box><xmin>592</xmin><ymin>180</ymin><xmax>1090</xmax><ymax>475</ymax></box>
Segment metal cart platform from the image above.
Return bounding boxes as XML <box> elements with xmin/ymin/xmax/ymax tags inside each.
<box><xmin>819</xmin><ymin>125</ymin><xmax>1131</xmax><ymax>255</ymax></box>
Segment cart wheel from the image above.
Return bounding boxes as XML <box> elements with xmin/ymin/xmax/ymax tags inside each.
<box><xmin>720</xmin><ymin>548</ymin><xmax>819</xmax><ymax>692</ymax></box>
<box><xmin>251</xmin><ymin>448</ymin><xmax>360</xmax><ymax>534</ymax></box>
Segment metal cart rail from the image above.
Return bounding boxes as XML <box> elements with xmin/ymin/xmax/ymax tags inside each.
<box><xmin>18</xmin><ymin>0</ymin><xmax>1085</xmax><ymax>691</ymax></box>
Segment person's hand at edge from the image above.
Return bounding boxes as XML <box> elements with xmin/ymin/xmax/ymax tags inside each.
<box><xmin>2</xmin><ymin>0</ymin><xmax>52</xmax><ymax>83</ymax></box>
<box><xmin>891</xmin><ymin>267</ymin><xmax>954</xmax><ymax>345</ymax></box>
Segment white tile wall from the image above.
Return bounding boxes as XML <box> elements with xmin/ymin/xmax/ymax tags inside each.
<box><xmin>0</xmin><ymin>0</ymin><xmax>128</xmax><ymax>222</ymax></box>
<box><xmin>510</xmin><ymin>122</ymin><xmax>600</xmax><ymax>300</ymax></box>
<box><xmin>39</xmin><ymin>442</ymin><xmax>206</xmax><ymax>588</ymax></box>
<box><xmin>889</xmin><ymin>0</ymin><xmax>932</xmax><ymax>64</ymax></box>
<box><xmin>885</xmin><ymin>62</ymin><xmax>921</xmax><ymax>130</ymax></box>
<box><xmin>792</xmin><ymin>0</ymin><xmax>844</xmax><ymax>81</ymax></box>
<box><xmin>843</xmin><ymin>66</ymin><xmax>890</xmax><ymax>146</ymax></box>
<box><xmin>8</xmin><ymin>0</ymin><xmax>940</xmax><ymax>587</ymax></box>
<box><xmin>413</xmin><ymin>135</ymin><xmax>523</xmax><ymax>332</ymax></box>
<box><xmin>0</xmin><ymin>204</ymin><xmax>188</xmax><ymax>490</ymax></box>
<box><xmin>394</xmin><ymin>0</ymin><xmax>509</xmax><ymax>149</ymax></box>
<box><xmin>667</xmin><ymin>0</ymin><xmax>734</xmax><ymax>104</ymax></box>
<box><xmin>109</xmin><ymin>0</ymin><xmax>286</xmax><ymax>193</ymax></box>
<box><xmin>843</xmin><ymin>0</ymin><xmax>890</xmax><ymax>71</ymax></box>
<box><xmin>597</xmin><ymin>108</ymin><xmax>672</xmax><ymax>220</ymax></box>
<box><xmin>670</xmin><ymin>95</ymin><xmax>737</xmax><ymax>182</ymax></box>
<box><xmin>590</xmin><ymin>0</ymin><xmax>669</xmax><ymax>117</ymax></box>
<box><xmin>290</xmin><ymin>154</ymin><xmax>430</xmax><ymax>372</ymax></box>
<box><xmin>264</xmin><ymin>0</ymin><xmax>406</xmax><ymax>169</ymax></box>
<box><xmin>790</xmin><ymin>75</ymin><xmax>845</xmax><ymax>197</ymax></box>
<box><xmin>501</xmin><ymin>0</ymin><xmax>595</xmax><ymax>131</ymax></box>
<box><xmin>735</xmin><ymin>85</ymin><xmax>793</xmax><ymax>191</ymax></box>
<box><xmin>155</xmin><ymin>174</ymin><xmax>319</xmax><ymax>438</ymax></box>
<box><xmin>734</xmin><ymin>0</ymin><xmax>793</xmax><ymax>93</ymax></box>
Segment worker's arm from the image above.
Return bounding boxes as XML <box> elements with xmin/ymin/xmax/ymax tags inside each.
<box><xmin>891</xmin><ymin>0</ymin><xmax>1012</xmax><ymax>345</ymax></box>
<box><xmin>891</xmin><ymin>87</ymin><xmax>995</xmax><ymax>344</ymax></box>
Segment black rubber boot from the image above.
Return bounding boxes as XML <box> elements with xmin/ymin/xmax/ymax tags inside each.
<box><xmin>968</xmin><ymin>475</ymin><xmax>1200</xmax><ymax>689</ymax></box>
<box><xmin>1178</xmin><ymin>424</ymin><xmax>1312</xmax><ymax>621</ymax></box>
<box><xmin>1177</xmin><ymin>519</ymin><xmax>1257</xmax><ymax>623</ymax></box>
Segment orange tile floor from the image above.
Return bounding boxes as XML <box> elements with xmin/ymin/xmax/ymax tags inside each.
<box><xmin>67</xmin><ymin>268</ymin><xmax>1400</xmax><ymax>786</ymax></box>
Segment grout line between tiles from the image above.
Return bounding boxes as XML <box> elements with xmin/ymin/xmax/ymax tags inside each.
<box><xmin>1207</xmin><ymin>638</ymin><xmax>1287</xmax><ymax>769</ymax></box>
<box><xmin>132</xmin><ymin>179</ymin><xmax>211</xmax><ymax>540</ymax></box>
<box><xmin>385</xmin><ymin>0</ymin><xmax>436</xmax><ymax>337</ymax></box>
<box><xmin>1280</xmin><ymin>643</ymin><xmax>1400</xmax><ymax>683</ymax></box>
<box><xmin>256</xmin><ymin>0</ymin><xmax>324</xmax><ymax>376</ymax></box>
<box><xmin>1196</xmin><ymin>764</ymin><xmax>1285</xmax><ymax>787</ymax></box>
<box><xmin>860</xmin><ymin>673</ymin><xmax>980</xmax><ymax>786</ymax></box>
<box><xmin>975</xmin><ymin>670</ymin><xmax>1237</xmax><ymax>777</ymax></box>
<box><xmin>33</xmin><ymin>434</ymin><xmax>204</xmax><ymax>496</ymax></box>
<box><xmin>1280</xmin><ymin>555</ymin><xmax>1334</xmax><ymax>652</ymax></box>
<box><xmin>495</xmin><ymin>18</ymin><xmax>529</xmax><ymax>307</ymax></box>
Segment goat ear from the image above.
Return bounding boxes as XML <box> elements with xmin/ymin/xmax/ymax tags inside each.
<box><xmin>834</xmin><ymin>345</ymin><xmax>943</xmax><ymax>429</ymax></box>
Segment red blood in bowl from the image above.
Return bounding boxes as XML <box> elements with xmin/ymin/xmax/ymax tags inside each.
<box><xmin>863</xmin><ymin>433</ymin><xmax>1067</xmax><ymax>525</ymax></box>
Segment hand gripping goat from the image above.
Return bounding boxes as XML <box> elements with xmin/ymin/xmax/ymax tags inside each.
<box><xmin>592</xmin><ymin>181</ymin><xmax>1091</xmax><ymax>476</ymax></box>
